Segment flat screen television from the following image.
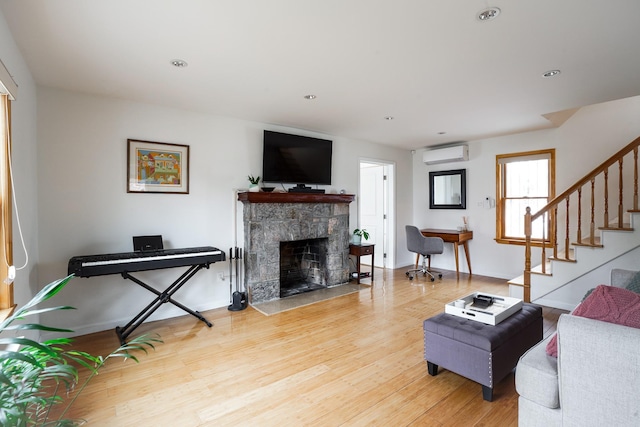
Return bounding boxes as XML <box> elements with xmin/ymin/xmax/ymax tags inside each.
<box><xmin>262</xmin><ymin>130</ymin><xmax>333</xmax><ymax>185</ymax></box>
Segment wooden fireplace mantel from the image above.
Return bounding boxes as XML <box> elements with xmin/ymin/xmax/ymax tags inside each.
<box><xmin>238</xmin><ymin>192</ymin><xmax>355</xmax><ymax>204</ymax></box>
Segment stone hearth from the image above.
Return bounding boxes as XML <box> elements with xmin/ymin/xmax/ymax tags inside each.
<box><xmin>238</xmin><ymin>192</ymin><xmax>354</xmax><ymax>304</ymax></box>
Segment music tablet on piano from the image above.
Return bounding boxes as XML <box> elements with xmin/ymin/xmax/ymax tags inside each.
<box><xmin>133</xmin><ymin>235</ymin><xmax>163</xmax><ymax>252</ymax></box>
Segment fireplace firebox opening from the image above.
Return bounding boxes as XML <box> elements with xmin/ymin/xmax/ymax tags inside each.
<box><xmin>280</xmin><ymin>238</ymin><xmax>328</xmax><ymax>298</ymax></box>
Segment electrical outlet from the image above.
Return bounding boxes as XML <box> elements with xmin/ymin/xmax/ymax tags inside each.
<box><xmin>217</xmin><ymin>272</ymin><xmax>225</xmax><ymax>281</ymax></box>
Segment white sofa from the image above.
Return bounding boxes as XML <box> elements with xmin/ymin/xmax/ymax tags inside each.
<box><xmin>515</xmin><ymin>269</ymin><xmax>640</xmax><ymax>427</ymax></box>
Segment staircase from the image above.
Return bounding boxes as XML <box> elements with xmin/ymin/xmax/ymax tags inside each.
<box><xmin>509</xmin><ymin>136</ymin><xmax>640</xmax><ymax>307</ymax></box>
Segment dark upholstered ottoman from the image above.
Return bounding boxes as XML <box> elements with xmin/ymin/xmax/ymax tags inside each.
<box><xmin>423</xmin><ymin>303</ymin><xmax>542</xmax><ymax>401</ymax></box>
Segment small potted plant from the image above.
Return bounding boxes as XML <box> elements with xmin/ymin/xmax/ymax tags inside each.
<box><xmin>352</xmin><ymin>228</ymin><xmax>369</xmax><ymax>245</ymax></box>
<box><xmin>248</xmin><ymin>175</ymin><xmax>260</xmax><ymax>192</ymax></box>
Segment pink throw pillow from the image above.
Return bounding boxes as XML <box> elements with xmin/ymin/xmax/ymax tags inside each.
<box><xmin>545</xmin><ymin>284</ymin><xmax>640</xmax><ymax>357</ymax></box>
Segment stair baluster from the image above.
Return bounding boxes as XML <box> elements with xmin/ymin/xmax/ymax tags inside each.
<box><xmin>577</xmin><ymin>187</ymin><xmax>582</xmax><ymax>243</ymax></box>
<box><xmin>618</xmin><ymin>158</ymin><xmax>624</xmax><ymax>228</ymax></box>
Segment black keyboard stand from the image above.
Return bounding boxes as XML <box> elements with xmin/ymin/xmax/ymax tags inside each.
<box><xmin>115</xmin><ymin>263</ymin><xmax>212</xmax><ymax>345</ymax></box>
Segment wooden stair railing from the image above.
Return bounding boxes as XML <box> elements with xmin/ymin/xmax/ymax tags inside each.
<box><xmin>523</xmin><ymin>135</ymin><xmax>640</xmax><ymax>302</ymax></box>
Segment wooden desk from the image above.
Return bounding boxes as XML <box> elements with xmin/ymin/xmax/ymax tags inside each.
<box><xmin>419</xmin><ymin>229</ymin><xmax>473</xmax><ymax>276</ymax></box>
<box><xmin>349</xmin><ymin>243</ymin><xmax>374</xmax><ymax>284</ymax></box>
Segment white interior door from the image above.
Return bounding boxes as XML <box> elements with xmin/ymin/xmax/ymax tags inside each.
<box><xmin>359</xmin><ymin>161</ymin><xmax>394</xmax><ymax>268</ymax></box>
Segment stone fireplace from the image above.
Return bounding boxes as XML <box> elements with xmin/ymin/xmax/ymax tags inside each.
<box><xmin>238</xmin><ymin>192</ymin><xmax>354</xmax><ymax>304</ymax></box>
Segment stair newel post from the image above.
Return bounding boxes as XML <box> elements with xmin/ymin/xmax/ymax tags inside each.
<box><xmin>618</xmin><ymin>158</ymin><xmax>624</xmax><ymax>228</ymax></box>
<box><xmin>553</xmin><ymin>206</ymin><xmax>559</xmax><ymax>259</ymax></box>
<box><xmin>541</xmin><ymin>211</ymin><xmax>547</xmax><ymax>274</ymax></box>
<box><xmin>634</xmin><ymin>147</ymin><xmax>638</xmax><ymax>211</ymax></box>
<box><xmin>550</xmin><ymin>206</ymin><xmax>557</xmax><ymax>260</ymax></box>
<box><xmin>590</xmin><ymin>179</ymin><xmax>596</xmax><ymax>245</ymax></box>
<box><xmin>604</xmin><ymin>168</ymin><xmax>609</xmax><ymax>226</ymax></box>
<box><xmin>524</xmin><ymin>207</ymin><xmax>532</xmax><ymax>303</ymax></box>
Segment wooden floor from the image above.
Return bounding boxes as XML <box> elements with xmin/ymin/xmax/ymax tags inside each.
<box><xmin>54</xmin><ymin>268</ymin><xmax>564</xmax><ymax>426</ymax></box>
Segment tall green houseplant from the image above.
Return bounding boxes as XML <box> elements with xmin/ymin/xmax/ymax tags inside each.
<box><xmin>0</xmin><ymin>275</ymin><xmax>162</xmax><ymax>426</ymax></box>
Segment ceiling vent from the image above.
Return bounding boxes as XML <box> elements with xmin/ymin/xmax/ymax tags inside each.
<box><xmin>423</xmin><ymin>145</ymin><xmax>469</xmax><ymax>165</ymax></box>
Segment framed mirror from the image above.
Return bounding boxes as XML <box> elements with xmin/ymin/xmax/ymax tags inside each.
<box><xmin>429</xmin><ymin>169</ymin><xmax>466</xmax><ymax>209</ymax></box>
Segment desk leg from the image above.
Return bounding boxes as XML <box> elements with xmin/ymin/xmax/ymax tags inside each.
<box><xmin>415</xmin><ymin>254</ymin><xmax>420</xmax><ymax>270</ymax></box>
<box><xmin>453</xmin><ymin>242</ymin><xmax>460</xmax><ymax>276</ymax></box>
<box><xmin>463</xmin><ymin>241</ymin><xmax>472</xmax><ymax>275</ymax></box>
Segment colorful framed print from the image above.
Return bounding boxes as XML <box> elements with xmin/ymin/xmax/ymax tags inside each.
<box><xmin>127</xmin><ymin>139</ymin><xmax>189</xmax><ymax>194</ymax></box>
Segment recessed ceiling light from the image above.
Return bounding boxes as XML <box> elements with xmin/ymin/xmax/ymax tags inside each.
<box><xmin>384</xmin><ymin>116</ymin><xmax>394</xmax><ymax>121</ymax></box>
<box><xmin>542</xmin><ymin>69</ymin><xmax>561</xmax><ymax>78</ymax></box>
<box><xmin>171</xmin><ymin>59</ymin><xmax>188</xmax><ymax>68</ymax></box>
<box><xmin>304</xmin><ymin>94</ymin><xmax>317</xmax><ymax>100</ymax></box>
<box><xmin>477</xmin><ymin>7</ymin><xmax>501</xmax><ymax>21</ymax></box>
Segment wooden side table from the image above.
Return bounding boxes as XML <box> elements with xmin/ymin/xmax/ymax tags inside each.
<box><xmin>349</xmin><ymin>243</ymin><xmax>374</xmax><ymax>284</ymax></box>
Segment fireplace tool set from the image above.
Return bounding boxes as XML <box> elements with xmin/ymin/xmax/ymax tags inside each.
<box><xmin>227</xmin><ymin>246</ymin><xmax>247</xmax><ymax>311</ymax></box>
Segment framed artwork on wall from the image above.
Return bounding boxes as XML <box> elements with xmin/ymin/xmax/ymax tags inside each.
<box><xmin>127</xmin><ymin>139</ymin><xmax>190</xmax><ymax>194</ymax></box>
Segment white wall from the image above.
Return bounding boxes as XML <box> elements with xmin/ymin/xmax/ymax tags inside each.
<box><xmin>0</xmin><ymin>9</ymin><xmax>39</xmax><ymax>310</ymax></box>
<box><xmin>412</xmin><ymin>95</ymin><xmax>640</xmax><ymax>281</ymax></box>
<box><xmin>36</xmin><ymin>87</ymin><xmax>413</xmax><ymax>336</ymax></box>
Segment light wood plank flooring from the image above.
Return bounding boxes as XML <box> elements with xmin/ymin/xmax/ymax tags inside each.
<box><xmin>53</xmin><ymin>268</ymin><xmax>563</xmax><ymax>426</ymax></box>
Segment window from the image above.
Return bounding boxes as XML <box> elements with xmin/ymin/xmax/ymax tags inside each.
<box><xmin>0</xmin><ymin>60</ymin><xmax>17</xmax><ymax>314</ymax></box>
<box><xmin>496</xmin><ymin>149</ymin><xmax>555</xmax><ymax>245</ymax></box>
<box><xmin>0</xmin><ymin>95</ymin><xmax>12</xmax><ymax>310</ymax></box>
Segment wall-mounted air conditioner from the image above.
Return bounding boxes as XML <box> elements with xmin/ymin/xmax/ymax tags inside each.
<box><xmin>423</xmin><ymin>145</ymin><xmax>469</xmax><ymax>165</ymax></box>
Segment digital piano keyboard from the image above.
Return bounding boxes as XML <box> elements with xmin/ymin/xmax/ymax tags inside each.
<box><xmin>68</xmin><ymin>245</ymin><xmax>225</xmax><ymax>344</ymax></box>
<box><xmin>68</xmin><ymin>246</ymin><xmax>225</xmax><ymax>277</ymax></box>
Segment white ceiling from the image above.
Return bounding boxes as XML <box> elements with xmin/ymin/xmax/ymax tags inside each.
<box><xmin>2</xmin><ymin>0</ymin><xmax>640</xmax><ymax>150</ymax></box>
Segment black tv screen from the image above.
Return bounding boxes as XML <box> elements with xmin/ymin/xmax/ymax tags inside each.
<box><xmin>262</xmin><ymin>130</ymin><xmax>332</xmax><ymax>185</ymax></box>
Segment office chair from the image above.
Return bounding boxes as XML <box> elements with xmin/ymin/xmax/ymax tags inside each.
<box><xmin>405</xmin><ymin>225</ymin><xmax>444</xmax><ymax>281</ymax></box>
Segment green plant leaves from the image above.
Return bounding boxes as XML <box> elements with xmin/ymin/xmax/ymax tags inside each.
<box><xmin>0</xmin><ymin>274</ymin><xmax>162</xmax><ymax>426</ymax></box>
<box><xmin>353</xmin><ymin>228</ymin><xmax>370</xmax><ymax>240</ymax></box>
